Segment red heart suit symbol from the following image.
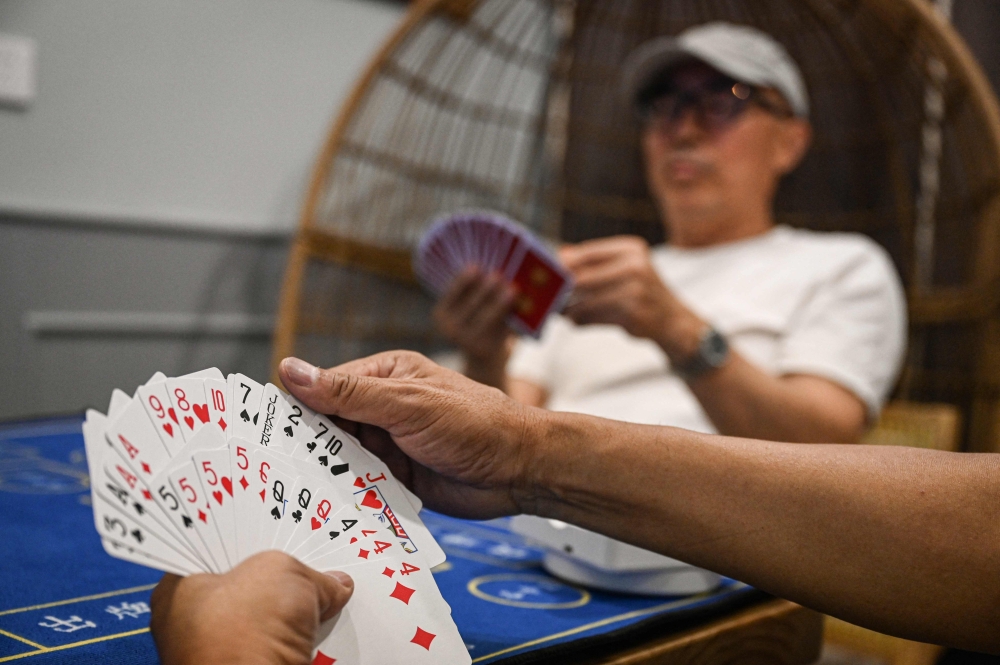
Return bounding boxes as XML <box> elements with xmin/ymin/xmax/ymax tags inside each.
<box><xmin>310</xmin><ymin>517</ymin><xmax>322</xmax><ymax>530</ymax></box>
<box><xmin>353</xmin><ymin>477</ymin><xmax>366</xmax><ymax>489</ymax></box>
<box><xmin>168</xmin><ymin>407</ymin><xmax>178</xmax><ymax>424</ymax></box>
<box><xmin>213</xmin><ymin>490</ymin><xmax>223</xmax><ymax>505</ymax></box>
<box><xmin>193</xmin><ymin>403</ymin><xmax>210</xmax><ymax>424</ymax></box>
<box><xmin>221</xmin><ymin>476</ymin><xmax>233</xmax><ymax>497</ymax></box>
<box><xmin>162</xmin><ymin>423</ymin><xmax>173</xmax><ymax>437</ymax></box>
<box><xmin>184</xmin><ymin>415</ymin><xmax>194</xmax><ymax>430</ymax></box>
<box><xmin>360</xmin><ymin>490</ymin><xmax>383</xmax><ymax>510</ymax></box>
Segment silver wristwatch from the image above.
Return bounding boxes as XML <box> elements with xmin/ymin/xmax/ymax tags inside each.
<box><xmin>673</xmin><ymin>326</ymin><xmax>729</xmax><ymax>381</ymax></box>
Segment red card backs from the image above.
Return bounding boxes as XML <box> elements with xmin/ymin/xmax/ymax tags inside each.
<box><xmin>508</xmin><ymin>247</ymin><xmax>571</xmax><ymax>336</ymax></box>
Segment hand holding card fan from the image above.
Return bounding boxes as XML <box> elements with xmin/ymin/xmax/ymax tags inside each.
<box><xmin>83</xmin><ymin>369</ymin><xmax>469</xmax><ymax>665</ymax></box>
<box><xmin>151</xmin><ymin>551</ymin><xmax>356</xmax><ymax>665</ymax></box>
<box><xmin>414</xmin><ymin>210</ymin><xmax>573</xmax><ymax>337</ymax></box>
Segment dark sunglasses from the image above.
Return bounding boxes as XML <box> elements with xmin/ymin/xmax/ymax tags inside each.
<box><xmin>640</xmin><ymin>76</ymin><xmax>793</xmax><ymax>135</ymax></box>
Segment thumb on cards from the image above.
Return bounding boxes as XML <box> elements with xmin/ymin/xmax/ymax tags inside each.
<box><xmin>279</xmin><ymin>354</ymin><xmax>425</xmax><ymax>429</ymax></box>
<box><xmin>313</xmin><ymin>569</ymin><xmax>354</xmax><ymax>622</ymax></box>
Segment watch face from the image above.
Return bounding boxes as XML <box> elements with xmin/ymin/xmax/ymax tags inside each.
<box><xmin>702</xmin><ymin>330</ymin><xmax>729</xmax><ymax>366</ymax></box>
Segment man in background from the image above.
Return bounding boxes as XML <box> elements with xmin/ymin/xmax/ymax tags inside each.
<box><xmin>434</xmin><ymin>22</ymin><xmax>907</xmax><ymax>443</ymax></box>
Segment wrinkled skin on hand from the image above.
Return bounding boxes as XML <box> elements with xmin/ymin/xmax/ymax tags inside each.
<box><xmin>280</xmin><ymin>351</ymin><xmax>542</xmax><ymax>520</ymax></box>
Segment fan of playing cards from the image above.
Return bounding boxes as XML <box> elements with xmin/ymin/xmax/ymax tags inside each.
<box><xmin>82</xmin><ymin>368</ymin><xmax>470</xmax><ymax>665</ymax></box>
<box><xmin>414</xmin><ymin>210</ymin><xmax>573</xmax><ymax>337</ymax></box>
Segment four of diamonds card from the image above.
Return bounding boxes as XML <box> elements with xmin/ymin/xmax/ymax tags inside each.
<box><xmin>82</xmin><ymin>367</ymin><xmax>471</xmax><ymax>664</ymax></box>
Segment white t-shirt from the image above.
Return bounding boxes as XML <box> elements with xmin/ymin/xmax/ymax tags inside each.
<box><xmin>507</xmin><ymin>226</ymin><xmax>907</xmax><ymax>433</ymax></box>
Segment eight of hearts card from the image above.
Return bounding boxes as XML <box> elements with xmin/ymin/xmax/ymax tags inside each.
<box><xmin>82</xmin><ymin>368</ymin><xmax>469</xmax><ymax>665</ymax></box>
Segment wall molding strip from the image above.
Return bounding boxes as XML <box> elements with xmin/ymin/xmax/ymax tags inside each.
<box><xmin>0</xmin><ymin>200</ymin><xmax>294</xmax><ymax>241</ymax></box>
<box><xmin>24</xmin><ymin>311</ymin><xmax>275</xmax><ymax>338</ymax></box>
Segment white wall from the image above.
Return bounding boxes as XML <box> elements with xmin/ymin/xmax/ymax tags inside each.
<box><xmin>0</xmin><ymin>0</ymin><xmax>405</xmax><ymax>419</ymax></box>
<box><xmin>0</xmin><ymin>0</ymin><xmax>404</xmax><ymax>233</ymax></box>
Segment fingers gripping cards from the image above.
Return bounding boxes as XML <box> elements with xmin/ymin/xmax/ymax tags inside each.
<box><xmin>82</xmin><ymin>369</ymin><xmax>467</xmax><ymax>665</ymax></box>
<box><xmin>414</xmin><ymin>209</ymin><xmax>574</xmax><ymax>337</ymax></box>
<box><xmin>294</xmin><ymin>412</ymin><xmax>445</xmax><ymax>566</ymax></box>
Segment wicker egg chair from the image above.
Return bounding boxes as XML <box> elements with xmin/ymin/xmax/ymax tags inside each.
<box><xmin>274</xmin><ymin>0</ymin><xmax>1000</xmax><ymax>455</ymax></box>
<box><xmin>272</xmin><ymin>1</ymin><xmax>1000</xmax><ymax>659</ymax></box>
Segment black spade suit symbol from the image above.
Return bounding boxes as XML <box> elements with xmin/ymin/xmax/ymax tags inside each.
<box><xmin>318</xmin><ymin>455</ymin><xmax>328</xmax><ymax>466</ymax></box>
<box><xmin>253</xmin><ymin>413</ymin><xmax>259</xmax><ymax>425</ymax></box>
<box><xmin>182</xmin><ymin>516</ymin><xmax>193</xmax><ymax>527</ymax></box>
<box><xmin>284</xmin><ymin>425</ymin><xmax>294</xmax><ymax>437</ymax></box>
<box><xmin>306</xmin><ymin>442</ymin><xmax>317</xmax><ymax>453</ymax></box>
<box><xmin>131</xmin><ymin>529</ymin><xmax>144</xmax><ymax>543</ymax></box>
<box><xmin>330</xmin><ymin>464</ymin><xmax>350</xmax><ymax>476</ymax></box>
<box><xmin>133</xmin><ymin>502</ymin><xmax>145</xmax><ymax>515</ymax></box>
<box><xmin>270</xmin><ymin>507</ymin><xmax>282</xmax><ymax>520</ymax></box>
<box><xmin>240</xmin><ymin>409</ymin><xmax>250</xmax><ymax>423</ymax></box>
<box><xmin>329</xmin><ymin>530</ymin><xmax>340</xmax><ymax>540</ymax></box>
<box><xmin>292</xmin><ymin>510</ymin><xmax>302</xmax><ymax>523</ymax></box>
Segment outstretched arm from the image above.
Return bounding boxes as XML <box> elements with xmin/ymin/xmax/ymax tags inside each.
<box><xmin>280</xmin><ymin>353</ymin><xmax>1000</xmax><ymax>655</ymax></box>
<box><xmin>528</xmin><ymin>413</ymin><xmax>1000</xmax><ymax>650</ymax></box>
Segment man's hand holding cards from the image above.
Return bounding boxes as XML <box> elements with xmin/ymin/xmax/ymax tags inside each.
<box><xmin>83</xmin><ymin>368</ymin><xmax>469</xmax><ymax>665</ymax></box>
<box><xmin>414</xmin><ymin>210</ymin><xmax>573</xmax><ymax>337</ymax></box>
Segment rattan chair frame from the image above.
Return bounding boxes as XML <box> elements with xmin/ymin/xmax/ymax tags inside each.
<box><xmin>272</xmin><ymin>0</ymin><xmax>1000</xmax><ymax>454</ymax></box>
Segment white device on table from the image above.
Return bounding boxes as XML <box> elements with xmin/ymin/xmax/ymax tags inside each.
<box><xmin>511</xmin><ymin>516</ymin><xmax>721</xmax><ymax>596</ymax></box>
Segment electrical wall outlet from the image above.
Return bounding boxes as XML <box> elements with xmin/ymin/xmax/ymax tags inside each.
<box><xmin>0</xmin><ymin>34</ymin><xmax>37</xmax><ymax>109</ymax></box>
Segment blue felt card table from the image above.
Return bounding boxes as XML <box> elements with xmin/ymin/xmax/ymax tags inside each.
<box><xmin>0</xmin><ymin>415</ymin><xmax>817</xmax><ymax>664</ymax></box>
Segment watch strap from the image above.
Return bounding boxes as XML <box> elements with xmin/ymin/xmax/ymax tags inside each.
<box><xmin>673</xmin><ymin>327</ymin><xmax>729</xmax><ymax>381</ymax></box>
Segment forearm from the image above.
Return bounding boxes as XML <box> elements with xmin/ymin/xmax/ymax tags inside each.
<box><xmin>520</xmin><ymin>410</ymin><xmax>1000</xmax><ymax>653</ymax></box>
<box><xmin>685</xmin><ymin>353</ymin><xmax>865</xmax><ymax>442</ymax></box>
<box><xmin>650</xmin><ymin>298</ymin><xmax>864</xmax><ymax>442</ymax></box>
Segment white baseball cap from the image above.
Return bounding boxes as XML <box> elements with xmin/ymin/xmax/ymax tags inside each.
<box><xmin>622</xmin><ymin>22</ymin><xmax>810</xmax><ymax>118</ymax></box>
